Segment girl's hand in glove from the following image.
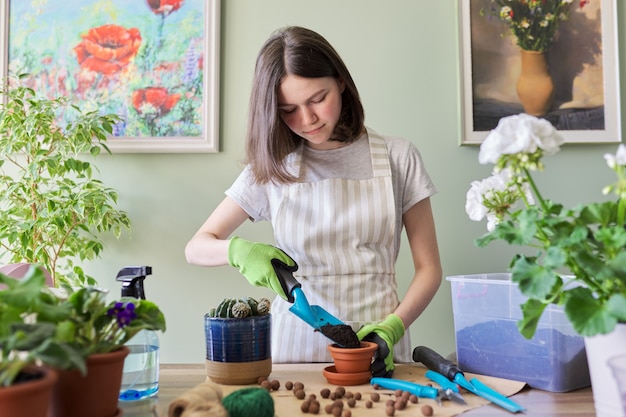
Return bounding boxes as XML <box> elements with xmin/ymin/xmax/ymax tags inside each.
<box><xmin>357</xmin><ymin>314</ymin><xmax>405</xmax><ymax>377</ymax></box>
<box><xmin>227</xmin><ymin>236</ymin><xmax>297</xmax><ymax>300</ymax></box>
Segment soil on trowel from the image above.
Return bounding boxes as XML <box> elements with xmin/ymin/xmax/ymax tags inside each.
<box><xmin>319</xmin><ymin>324</ymin><xmax>360</xmax><ymax>348</ymax></box>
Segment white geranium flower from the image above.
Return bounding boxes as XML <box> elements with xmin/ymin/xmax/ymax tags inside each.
<box><xmin>466</xmin><ymin>168</ymin><xmax>534</xmax><ymax>232</ymax></box>
<box><xmin>604</xmin><ymin>144</ymin><xmax>626</xmax><ymax>169</ymax></box>
<box><xmin>478</xmin><ymin>114</ymin><xmax>564</xmax><ymax>165</ymax></box>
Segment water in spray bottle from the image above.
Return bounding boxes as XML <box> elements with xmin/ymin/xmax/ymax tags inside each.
<box><xmin>117</xmin><ymin>266</ymin><xmax>160</xmax><ymax>401</ymax></box>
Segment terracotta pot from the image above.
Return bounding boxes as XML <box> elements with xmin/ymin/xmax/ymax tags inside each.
<box><xmin>516</xmin><ymin>49</ymin><xmax>555</xmax><ymax>116</ymax></box>
<box><xmin>49</xmin><ymin>346</ymin><xmax>129</xmax><ymax>417</ymax></box>
<box><xmin>204</xmin><ymin>314</ymin><xmax>272</xmax><ymax>385</ymax></box>
<box><xmin>327</xmin><ymin>341</ymin><xmax>377</xmax><ymax>374</ymax></box>
<box><xmin>0</xmin><ymin>366</ymin><xmax>57</xmax><ymax>417</ymax></box>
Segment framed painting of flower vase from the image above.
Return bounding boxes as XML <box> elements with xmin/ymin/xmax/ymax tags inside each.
<box><xmin>0</xmin><ymin>0</ymin><xmax>220</xmax><ymax>153</ymax></box>
<box><xmin>458</xmin><ymin>0</ymin><xmax>620</xmax><ymax>145</ymax></box>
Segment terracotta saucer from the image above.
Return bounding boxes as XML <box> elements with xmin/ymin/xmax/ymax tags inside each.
<box><xmin>322</xmin><ymin>366</ymin><xmax>371</xmax><ymax>386</ymax></box>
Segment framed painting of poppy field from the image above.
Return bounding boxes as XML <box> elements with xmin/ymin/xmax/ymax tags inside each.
<box><xmin>458</xmin><ymin>0</ymin><xmax>620</xmax><ymax>145</ymax></box>
<box><xmin>0</xmin><ymin>0</ymin><xmax>220</xmax><ymax>153</ymax></box>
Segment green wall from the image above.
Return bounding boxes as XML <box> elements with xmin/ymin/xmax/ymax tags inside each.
<box><xmin>85</xmin><ymin>0</ymin><xmax>626</xmax><ymax>363</ymax></box>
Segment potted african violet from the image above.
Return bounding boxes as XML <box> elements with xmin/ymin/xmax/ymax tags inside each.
<box><xmin>0</xmin><ymin>265</ymin><xmax>166</xmax><ymax>417</ymax></box>
<box><xmin>204</xmin><ymin>297</ymin><xmax>272</xmax><ymax>384</ymax></box>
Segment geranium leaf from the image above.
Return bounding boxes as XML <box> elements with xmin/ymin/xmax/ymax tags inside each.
<box><xmin>517</xmin><ymin>299</ymin><xmax>547</xmax><ymax>339</ymax></box>
<box><xmin>511</xmin><ymin>256</ymin><xmax>558</xmax><ymax>299</ymax></box>
<box><xmin>607</xmin><ymin>294</ymin><xmax>626</xmax><ymax>321</ymax></box>
<box><xmin>564</xmin><ymin>287</ymin><xmax>617</xmax><ymax>336</ymax></box>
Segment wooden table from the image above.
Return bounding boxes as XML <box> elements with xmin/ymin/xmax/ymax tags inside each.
<box><xmin>119</xmin><ymin>364</ymin><xmax>596</xmax><ymax>417</ymax></box>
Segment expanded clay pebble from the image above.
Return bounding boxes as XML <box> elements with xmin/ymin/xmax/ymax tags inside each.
<box><xmin>421</xmin><ymin>404</ymin><xmax>434</xmax><ymax>416</ymax></box>
<box><xmin>342</xmin><ymin>411</ymin><xmax>351</xmax><ymax>417</ymax></box>
<box><xmin>294</xmin><ymin>382</ymin><xmax>305</xmax><ymax>391</ymax></box>
<box><xmin>394</xmin><ymin>399</ymin><xmax>406</xmax><ymax>410</ymax></box>
<box><xmin>301</xmin><ymin>399</ymin><xmax>321</xmax><ymax>414</ymax></box>
<box><xmin>410</xmin><ymin>394</ymin><xmax>419</xmax><ymax>404</ymax></box>
<box><xmin>354</xmin><ymin>392</ymin><xmax>362</xmax><ymax>400</ymax></box>
<box><xmin>285</xmin><ymin>381</ymin><xmax>294</xmax><ymax>390</ymax></box>
<box><xmin>335</xmin><ymin>386</ymin><xmax>346</xmax><ymax>397</ymax></box>
<box><xmin>320</xmin><ymin>388</ymin><xmax>331</xmax><ymax>398</ymax></box>
<box><xmin>347</xmin><ymin>398</ymin><xmax>356</xmax><ymax>408</ymax></box>
<box><xmin>370</xmin><ymin>392</ymin><xmax>380</xmax><ymax>402</ymax></box>
<box><xmin>365</xmin><ymin>400</ymin><xmax>373</xmax><ymax>408</ymax></box>
<box><xmin>309</xmin><ymin>401</ymin><xmax>320</xmax><ymax>414</ymax></box>
<box><xmin>332</xmin><ymin>399</ymin><xmax>344</xmax><ymax>410</ymax></box>
<box><xmin>385</xmin><ymin>405</ymin><xmax>395</xmax><ymax>416</ymax></box>
<box><xmin>294</xmin><ymin>389</ymin><xmax>306</xmax><ymax>400</ymax></box>
<box><xmin>270</xmin><ymin>380</ymin><xmax>280</xmax><ymax>391</ymax></box>
<box><xmin>257</xmin><ymin>376</ymin><xmax>267</xmax><ymax>384</ymax></box>
<box><xmin>259</xmin><ymin>380</ymin><xmax>272</xmax><ymax>391</ymax></box>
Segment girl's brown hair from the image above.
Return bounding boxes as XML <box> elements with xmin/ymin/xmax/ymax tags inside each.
<box><xmin>244</xmin><ymin>26</ymin><xmax>365</xmax><ymax>184</ymax></box>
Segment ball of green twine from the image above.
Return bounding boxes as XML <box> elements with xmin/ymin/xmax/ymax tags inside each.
<box><xmin>222</xmin><ymin>387</ymin><xmax>274</xmax><ymax>417</ymax></box>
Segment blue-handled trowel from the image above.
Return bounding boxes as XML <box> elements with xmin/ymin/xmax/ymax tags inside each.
<box><xmin>272</xmin><ymin>259</ymin><xmax>358</xmax><ymax>347</ymax></box>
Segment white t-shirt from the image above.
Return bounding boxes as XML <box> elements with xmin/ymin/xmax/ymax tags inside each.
<box><xmin>226</xmin><ymin>130</ymin><xmax>437</xmax><ymax>255</ymax></box>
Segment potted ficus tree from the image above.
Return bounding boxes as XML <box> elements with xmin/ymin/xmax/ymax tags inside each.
<box><xmin>0</xmin><ymin>74</ymin><xmax>131</xmax><ymax>289</ymax></box>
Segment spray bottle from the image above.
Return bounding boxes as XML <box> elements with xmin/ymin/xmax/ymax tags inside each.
<box><xmin>117</xmin><ymin>266</ymin><xmax>160</xmax><ymax>401</ymax></box>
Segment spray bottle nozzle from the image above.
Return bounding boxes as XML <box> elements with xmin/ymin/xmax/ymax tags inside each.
<box><xmin>116</xmin><ymin>266</ymin><xmax>152</xmax><ymax>300</ymax></box>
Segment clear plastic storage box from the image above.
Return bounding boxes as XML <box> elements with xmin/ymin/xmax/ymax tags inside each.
<box><xmin>447</xmin><ymin>273</ymin><xmax>591</xmax><ymax>392</ymax></box>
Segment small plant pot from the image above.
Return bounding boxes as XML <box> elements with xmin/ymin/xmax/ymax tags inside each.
<box><xmin>0</xmin><ymin>366</ymin><xmax>57</xmax><ymax>417</ymax></box>
<box><xmin>327</xmin><ymin>341</ymin><xmax>377</xmax><ymax>374</ymax></box>
<box><xmin>204</xmin><ymin>314</ymin><xmax>272</xmax><ymax>385</ymax></box>
<box><xmin>50</xmin><ymin>346</ymin><xmax>129</xmax><ymax>417</ymax></box>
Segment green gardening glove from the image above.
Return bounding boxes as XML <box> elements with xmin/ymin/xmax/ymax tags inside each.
<box><xmin>356</xmin><ymin>314</ymin><xmax>405</xmax><ymax>378</ymax></box>
<box><xmin>227</xmin><ymin>236</ymin><xmax>297</xmax><ymax>300</ymax></box>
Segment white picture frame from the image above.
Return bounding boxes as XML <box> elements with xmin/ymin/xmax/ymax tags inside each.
<box><xmin>0</xmin><ymin>0</ymin><xmax>220</xmax><ymax>153</ymax></box>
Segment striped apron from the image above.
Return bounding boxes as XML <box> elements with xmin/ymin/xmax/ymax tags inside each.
<box><xmin>270</xmin><ymin>130</ymin><xmax>411</xmax><ymax>363</ymax></box>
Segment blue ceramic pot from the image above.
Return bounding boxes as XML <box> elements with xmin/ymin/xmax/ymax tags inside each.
<box><xmin>204</xmin><ymin>314</ymin><xmax>271</xmax><ymax>363</ymax></box>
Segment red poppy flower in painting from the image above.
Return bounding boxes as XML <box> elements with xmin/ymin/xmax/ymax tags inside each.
<box><xmin>132</xmin><ymin>87</ymin><xmax>181</xmax><ymax>117</ymax></box>
<box><xmin>74</xmin><ymin>24</ymin><xmax>142</xmax><ymax>75</ymax></box>
<box><xmin>147</xmin><ymin>0</ymin><xmax>185</xmax><ymax>15</ymax></box>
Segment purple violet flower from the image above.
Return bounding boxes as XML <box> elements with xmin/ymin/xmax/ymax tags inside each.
<box><xmin>107</xmin><ymin>302</ymin><xmax>137</xmax><ymax>328</ymax></box>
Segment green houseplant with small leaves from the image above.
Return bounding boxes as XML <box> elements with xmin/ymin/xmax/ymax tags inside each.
<box><xmin>0</xmin><ymin>74</ymin><xmax>131</xmax><ymax>289</ymax></box>
<box><xmin>0</xmin><ymin>265</ymin><xmax>166</xmax><ymax>388</ymax></box>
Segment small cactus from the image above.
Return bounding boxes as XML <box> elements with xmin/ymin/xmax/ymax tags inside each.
<box><xmin>208</xmin><ymin>296</ymin><xmax>271</xmax><ymax>318</ymax></box>
<box><xmin>231</xmin><ymin>301</ymin><xmax>251</xmax><ymax>318</ymax></box>
<box><xmin>256</xmin><ymin>298</ymin><xmax>271</xmax><ymax>315</ymax></box>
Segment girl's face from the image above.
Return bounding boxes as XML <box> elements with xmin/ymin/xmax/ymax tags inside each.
<box><xmin>277</xmin><ymin>74</ymin><xmax>345</xmax><ymax>150</ymax></box>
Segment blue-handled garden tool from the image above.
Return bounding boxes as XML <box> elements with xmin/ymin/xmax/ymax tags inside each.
<box><xmin>370</xmin><ymin>377</ymin><xmax>466</xmax><ymax>405</ymax></box>
<box><xmin>413</xmin><ymin>346</ymin><xmax>526</xmax><ymax>413</ymax></box>
<box><xmin>272</xmin><ymin>260</ymin><xmax>354</xmax><ymax>346</ymax></box>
